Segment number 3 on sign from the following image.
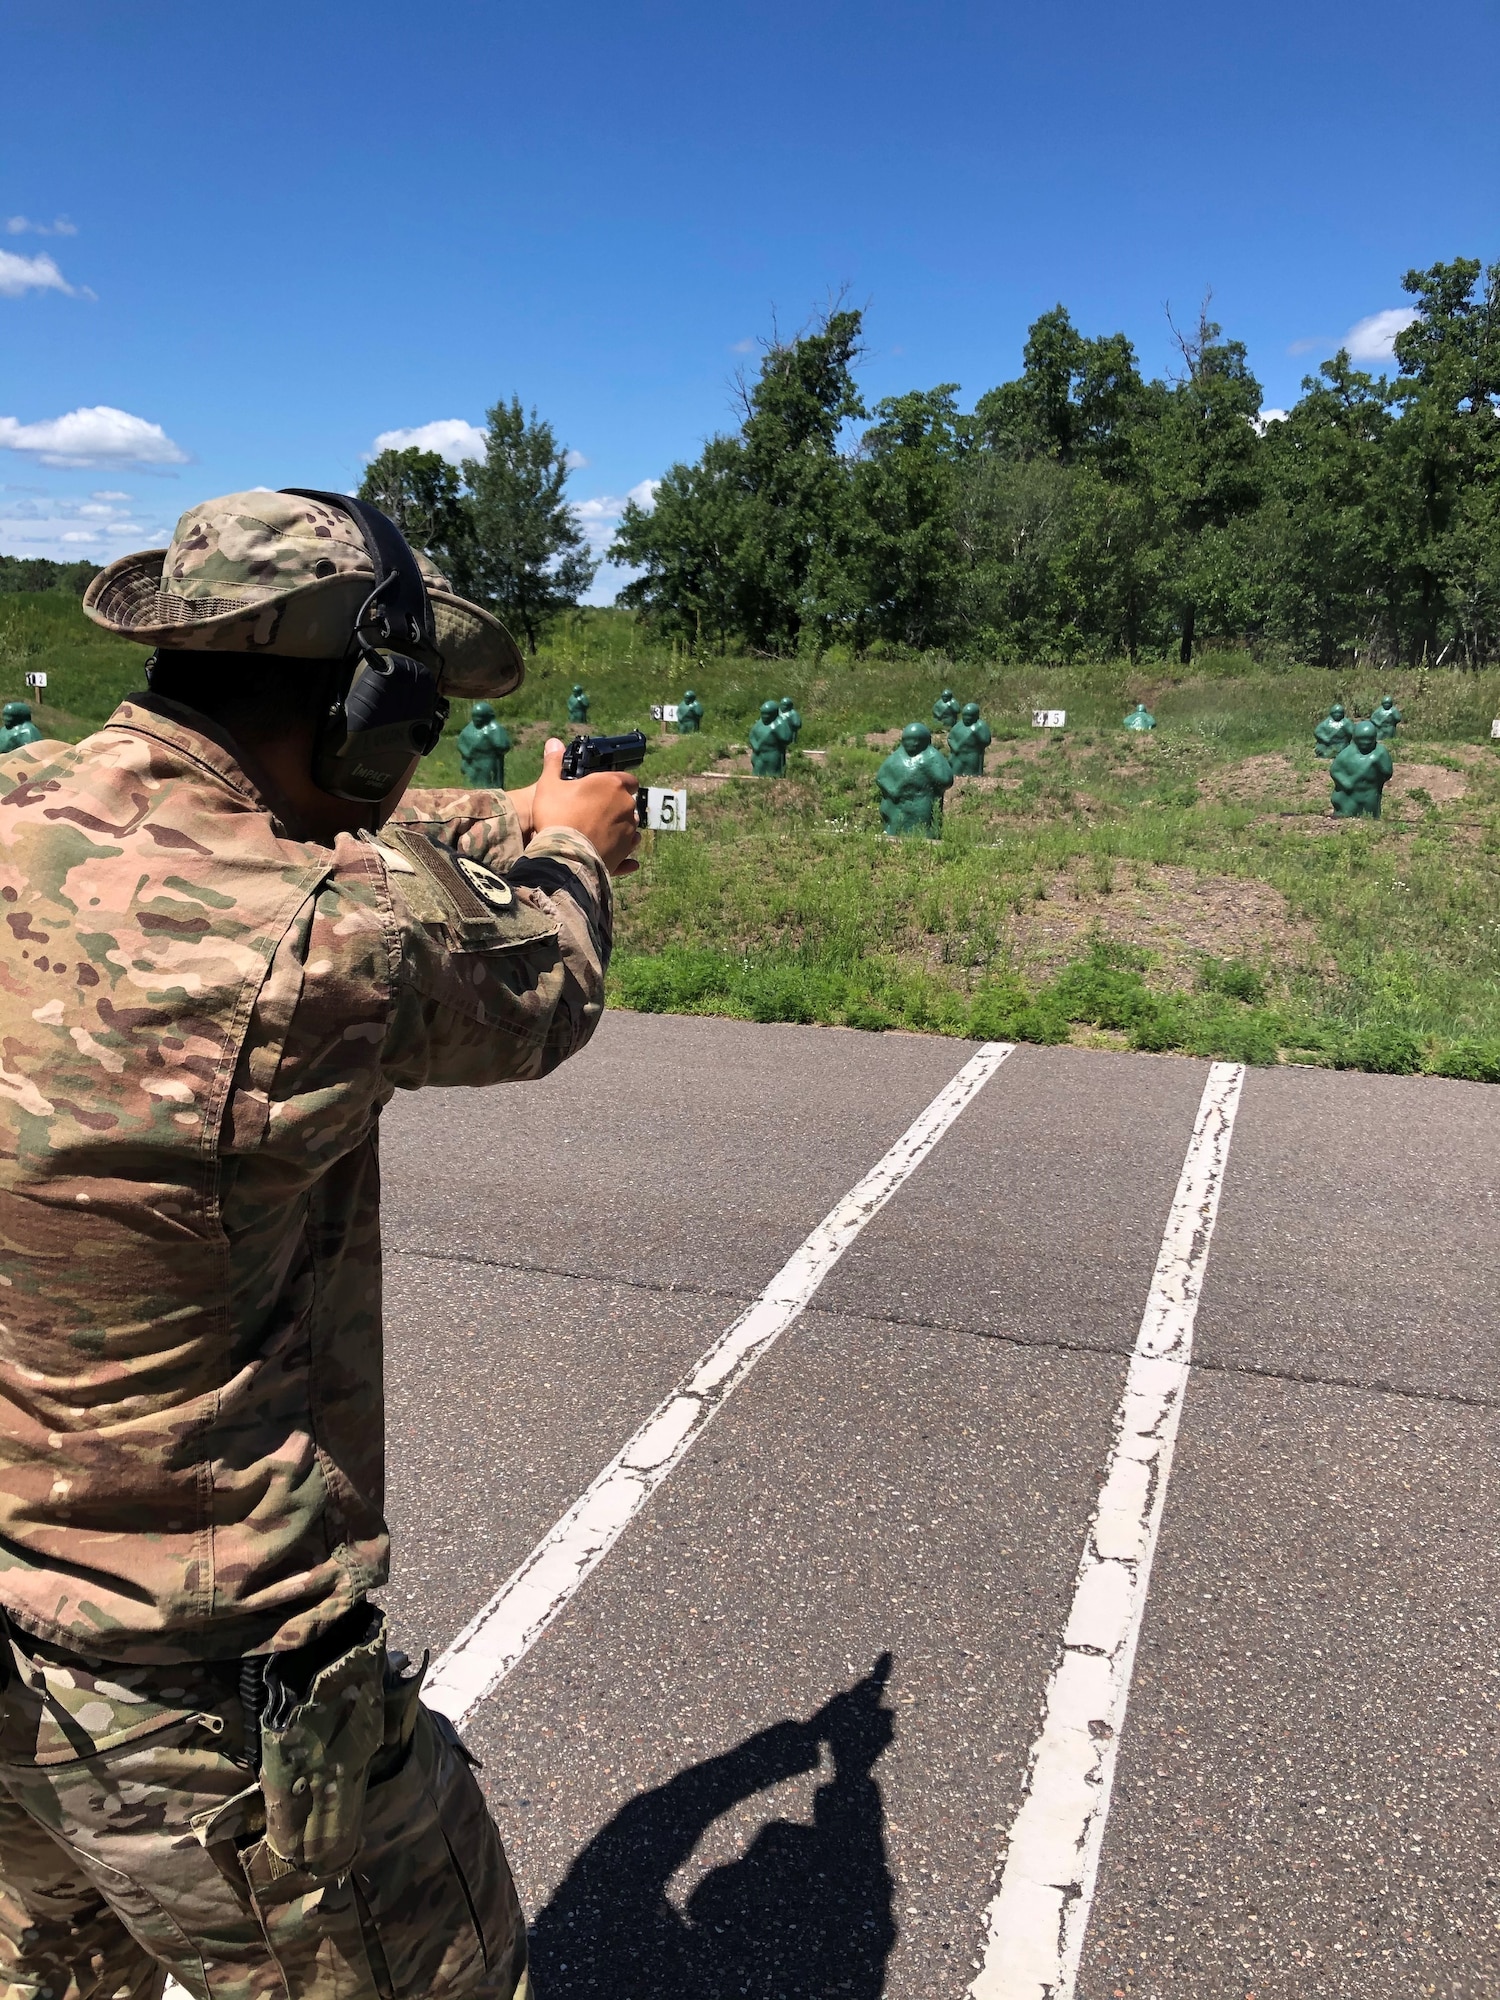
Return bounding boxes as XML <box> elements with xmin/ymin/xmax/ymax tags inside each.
<box><xmin>645</xmin><ymin>787</ymin><xmax>688</xmax><ymax>832</ymax></box>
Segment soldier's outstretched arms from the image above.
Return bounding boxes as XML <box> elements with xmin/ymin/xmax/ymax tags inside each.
<box><xmin>373</xmin><ymin>783</ymin><xmax>614</xmax><ymax>1090</ymax></box>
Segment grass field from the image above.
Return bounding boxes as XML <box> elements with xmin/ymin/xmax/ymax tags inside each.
<box><xmin>6</xmin><ymin>593</ymin><xmax>1500</xmax><ymax>1077</ymax></box>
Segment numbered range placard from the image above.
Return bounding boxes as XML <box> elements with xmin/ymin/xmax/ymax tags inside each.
<box><xmin>1491</xmin><ymin>719</ymin><xmax>1500</xmax><ymax>740</ymax></box>
<box><xmin>23</xmin><ymin>673</ymin><xmax>47</xmax><ymax>690</ymax></box>
<box><xmin>645</xmin><ymin>786</ymin><xmax>688</xmax><ymax>832</ymax></box>
<box><xmin>1032</xmin><ymin>708</ymin><xmax>1066</xmax><ymax>729</ymax></box>
<box><xmin>649</xmin><ymin>703</ymin><xmax>681</xmax><ymax>724</ymax></box>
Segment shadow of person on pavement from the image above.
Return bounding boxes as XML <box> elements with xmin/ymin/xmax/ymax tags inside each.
<box><xmin>529</xmin><ymin>1652</ymin><xmax>897</xmax><ymax>1998</ymax></box>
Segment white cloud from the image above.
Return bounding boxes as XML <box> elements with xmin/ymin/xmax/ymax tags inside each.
<box><xmin>573</xmin><ymin>477</ymin><xmax>659</xmax><ymax>555</ymax></box>
<box><xmin>730</xmin><ymin>337</ymin><xmax>756</xmax><ymax>353</ymax></box>
<box><xmin>1344</xmin><ymin>307</ymin><xmax>1419</xmax><ymax>365</ymax></box>
<box><xmin>369</xmin><ymin>418</ymin><xmax>487</xmax><ymax>465</ymax></box>
<box><xmin>0</xmin><ymin>491</ymin><xmax>171</xmax><ymax>562</ymax></box>
<box><xmin>0</xmin><ymin>406</ymin><xmax>188</xmax><ymax>469</ymax></box>
<box><xmin>565</xmin><ymin>448</ymin><xmax>589</xmax><ymax>469</ymax></box>
<box><xmin>1254</xmin><ymin>407</ymin><xmax>1288</xmax><ymax>434</ymax></box>
<box><xmin>0</xmin><ymin>249</ymin><xmax>80</xmax><ymax>299</ymax></box>
<box><xmin>5</xmin><ymin>216</ymin><xmax>77</xmax><ymax>237</ymax></box>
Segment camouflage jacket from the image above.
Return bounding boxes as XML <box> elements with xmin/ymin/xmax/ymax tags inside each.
<box><xmin>0</xmin><ymin>699</ymin><xmax>610</xmax><ymax>1663</ymax></box>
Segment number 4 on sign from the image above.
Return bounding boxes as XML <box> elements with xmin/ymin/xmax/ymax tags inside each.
<box><xmin>645</xmin><ymin>787</ymin><xmax>687</xmax><ymax>832</ymax></box>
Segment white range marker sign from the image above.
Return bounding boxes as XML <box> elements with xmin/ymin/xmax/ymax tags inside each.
<box><xmin>1491</xmin><ymin>719</ymin><xmax>1500</xmax><ymax>740</ymax></box>
<box><xmin>649</xmin><ymin>703</ymin><xmax>681</xmax><ymax>724</ymax></box>
<box><xmin>1031</xmin><ymin>708</ymin><xmax>1065</xmax><ymax>729</ymax></box>
<box><xmin>970</xmin><ymin>1059</ymin><xmax>1246</xmax><ymax>2000</ymax></box>
<box><xmin>24</xmin><ymin>673</ymin><xmax>46</xmax><ymax>689</ymax></box>
<box><xmin>645</xmin><ymin>787</ymin><xmax>687</xmax><ymax>831</ymax></box>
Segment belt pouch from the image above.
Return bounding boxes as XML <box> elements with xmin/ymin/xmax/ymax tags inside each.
<box><xmin>258</xmin><ymin>1614</ymin><xmax>387</xmax><ymax>1879</ymax></box>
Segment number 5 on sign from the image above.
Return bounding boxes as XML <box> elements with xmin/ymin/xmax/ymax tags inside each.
<box><xmin>645</xmin><ymin>787</ymin><xmax>687</xmax><ymax>831</ymax></box>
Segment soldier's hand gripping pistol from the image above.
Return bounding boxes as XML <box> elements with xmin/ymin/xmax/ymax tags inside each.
<box><xmin>561</xmin><ymin>730</ymin><xmax>650</xmax><ymax>824</ymax></box>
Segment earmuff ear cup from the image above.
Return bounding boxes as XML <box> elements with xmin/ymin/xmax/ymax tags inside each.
<box><xmin>311</xmin><ymin>653</ymin><xmax>447</xmax><ymax>803</ymax></box>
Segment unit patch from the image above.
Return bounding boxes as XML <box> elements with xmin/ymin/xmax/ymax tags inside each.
<box><xmin>453</xmin><ymin>855</ymin><xmax>514</xmax><ymax>911</ymax></box>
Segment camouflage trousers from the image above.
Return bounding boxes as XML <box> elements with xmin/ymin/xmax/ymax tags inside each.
<box><xmin>0</xmin><ymin>1624</ymin><xmax>531</xmax><ymax>2000</ymax></box>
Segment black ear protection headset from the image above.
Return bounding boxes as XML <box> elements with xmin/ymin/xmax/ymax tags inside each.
<box><xmin>280</xmin><ymin>489</ymin><xmax>450</xmax><ymax>804</ymax></box>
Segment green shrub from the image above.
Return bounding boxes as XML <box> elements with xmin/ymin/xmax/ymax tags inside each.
<box><xmin>966</xmin><ymin>977</ymin><xmax>1035</xmax><ymax>1041</ymax></box>
<box><xmin>1197</xmin><ymin>955</ymin><xmax>1267</xmax><ymax>1006</ymax></box>
<box><xmin>1429</xmin><ymin>1038</ymin><xmax>1500</xmax><ymax>1083</ymax></box>
<box><xmin>1047</xmin><ymin>961</ymin><xmax>1162</xmax><ymax>1033</ymax></box>
<box><xmin>608</xmin><ymin>948</ymin><xmax>734</xmax><ymax>1013</ymax></box>
<box><xmin>1180</xmin><ymin>1009</ymin><xmax>1282</xmax><ymax>1066</ymax></box>
<box><xmin>1128</xmin><ymin>1007</ymin><xmax>1189</xmax><ymax>1054</ymax></box>
<box><xmin>741</xmin><ymin>965</ymin><xmax>824</xmax><ymax>1024</ymax></box>
<box><xmin>844</xmin><ymin>1001</ymin><xmax>892</xmax><ymax>1032</ymax></box>
<box><xmin>1335</xmin><ymin>1025</ymin><xmax>1423</xmax><ymax>1075</ymax></box>
<box><xmin>1013</xmin><ymin>1004</ymin><xmax>1071</xmax><ymax>1046</ymax></box>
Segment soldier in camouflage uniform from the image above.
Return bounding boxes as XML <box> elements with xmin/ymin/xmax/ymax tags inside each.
<box><xmin>0</xmin><ymin>490</ymin><xmax>641</xmax><ymax>1999</ymax></box>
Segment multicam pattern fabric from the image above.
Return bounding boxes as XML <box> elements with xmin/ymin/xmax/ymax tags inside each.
<box><xmin>82</xmin><ymin>492</ymin><xmax>525</xmax><ymax>699</ymax></box>
<box><xmin>0</xmin><ymin>698</ymin><xmax>610</xmax><ymax>1664</ymax></box>
<box><xmin>0</xmin><ymin>1621</ymin><xmax>531</xmax><ymax>2000</ymax></box>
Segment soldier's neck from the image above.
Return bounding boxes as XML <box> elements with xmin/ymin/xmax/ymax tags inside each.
<box><xmin>227</xmin><ymin>717</ymin><xmax>408</xmax><ymax>845</ymax></box>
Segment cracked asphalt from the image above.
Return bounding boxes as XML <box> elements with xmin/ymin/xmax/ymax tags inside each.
<box><xmin>378</xmin><ymin>1012</ymin><xmax>1500</xmax><ymax>1999</ymax></box>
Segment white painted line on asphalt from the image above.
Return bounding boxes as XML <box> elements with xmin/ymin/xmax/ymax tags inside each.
<box><xmin>969</xmin><ymin>1060</ymin><xmax>1246</xmax><ymax>2000</ymax></box>
<box><xmin>425</xmin><ymin>1039</ymin><xmax>1017</xmax><ymax>1727</ymax></box>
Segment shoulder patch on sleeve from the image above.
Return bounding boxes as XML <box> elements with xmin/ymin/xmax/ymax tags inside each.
<box><xmin>452</xmin><ymin>854</ymin><xmax>513</xmax><ymax>911</ymax></box>
<box><xmin>372</xmin><ymin>823</ymin><xmax>558</xmax><ymax>953</ymax></box>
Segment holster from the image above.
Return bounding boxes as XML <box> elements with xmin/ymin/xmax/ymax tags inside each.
<box><xmin>258</xmin><ymin>1610</ymin><xmax>388</xmax><ymax>1880</ymax></box>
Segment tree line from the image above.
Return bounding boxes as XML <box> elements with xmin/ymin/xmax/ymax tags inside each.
<box><xmin>0</xmin><ymin>556</ymin><xmax>100</xmax><ymax>595</ymax></box>
<box><xmin>610</xmin><ymin>258</ymin><xmax>1500</xmax><ymax>667</ymax></box>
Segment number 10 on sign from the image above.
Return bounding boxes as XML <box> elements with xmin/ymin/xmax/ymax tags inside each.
<box><xmin>645</xmin><ymin>787</ymin><xmax>687</xmax><ymax>831</ymax></box>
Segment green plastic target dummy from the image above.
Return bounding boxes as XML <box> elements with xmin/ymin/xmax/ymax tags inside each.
<box><xmin>567</xmin><ymin>683</ymin><xmax>591</xmax><ymax>725</ymax></box>
<box><xmin>948</xmin><ymin>701</ymin><xmax>992</xmax><ymax>775</ymax></box>
<box><xmin>877</xmin><ymin>722</ymin><xmax>954</xmax><ymax>838</ymax></box>
<box><xmin>778</xmin><ymin>696</ymin><xmax>802</xmax><ymax>742</ymax></box>
<box><xmin>932</xmin><ymin>688</ymin><xmax>960</xmax><ymax>730</ymax></box>
<box><xmin>1371</xmin><ymin>695</ymin><xmax>1403</xmax><ymax>741</ymax></box>
<box><xmin>1329</xmin><ymin>719</ymin><xmax>1393</xmax><ymax>818</ymax></box>
<box><xmin>1123</xmin><ymin>702</ymin><xmax>1156</xmax><ymax>732</ymax></box>
<box><xmin>457</xmin><ymin>700</ymin><xmax>513</xmax><ymax>787</ymax></box>
<box><xmin>1</xmin><ymin>702</ymin><xmax>43</xmax><ymax>750</ymax></box>
<box><xmin>1314</xmin><ymin>702</ymin><xmax>1352</xmax><ymax>759</ymax></box>
<box><xmin>749</xmin><ymin>698</ymin><xmax>796</xmax><ymax>775</ymax></box>
<box><xmin>678</xmin><ymin>688</ymin><xmax>704</xmax><ymax>734</ymax></box>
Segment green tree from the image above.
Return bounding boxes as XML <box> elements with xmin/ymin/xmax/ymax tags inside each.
<box><xmin>357</xmin><ymin>447</ymin><xmax>468</xmax><ymax>577</ymax></box>
<box><xmin>1388</xmin><ymin>258</ymin><xmax>1500</xmax><ymax>663</ymax></box>
<box><xmin>612</xmin><ymin>438</ymin><xmax>745</xmax><ymax>649</ymax></box>
<box><xmin>610</xmin><ymin>306</ymin><xmax>865</xmax><ymax>654</ymax></box>
<box><xmin>732</xmin><ymin>307</ymin><xmax>866</xmax><ymax>654</ymax></box>
<box><xmin>1146</xmin><ymin>303</ymin><xmax>1264</xmax><ymax>662</ymax></box>
<box><xmin>854</xmin><ymin>385</ymin><xmax>966</xmax><ymax>650</ymax></box>
<box><xmin>953</xmin><ymin>455</ymin><xmax>1075</xmax><ymax>658</ymax></box>
<box><xmin>1255</xmin><ymin>354</ymin><xmax>1398</xmax><ymax>665</ymax></box>
<box><xmin>461</xmin><ymin>399</ymin><xmax>597</xmax><ymax>651</ymax></box>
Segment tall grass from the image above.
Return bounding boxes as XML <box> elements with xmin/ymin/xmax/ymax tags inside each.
<box><xmin>7</xmin><ymin>594</ymin><xmax>1500</xmax><ymax>1074</ymax></box>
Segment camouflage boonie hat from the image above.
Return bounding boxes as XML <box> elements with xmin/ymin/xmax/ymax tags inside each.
<box><xmin>83</xmin><ymin>490</ymin><xmax>524</xmax><ymax>699</ymax></box>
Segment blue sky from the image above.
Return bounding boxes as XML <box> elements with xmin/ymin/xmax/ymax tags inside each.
<box><xmin>3</xmin><ymin>0</ymin><xmax>1496</xmax><ymax>600</ymax></box>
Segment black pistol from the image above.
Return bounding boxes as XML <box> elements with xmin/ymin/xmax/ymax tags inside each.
<box><xmin>561</xmin><ymin>730</ymin><xmax>650</xmax><ymax>823</ymax></box>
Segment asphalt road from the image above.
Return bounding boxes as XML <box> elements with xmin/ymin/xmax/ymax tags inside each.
<box><xmin>378</xmin><ymin>1012</ymin><xmax>1500</xmax><ymax>2000</ymax></box>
